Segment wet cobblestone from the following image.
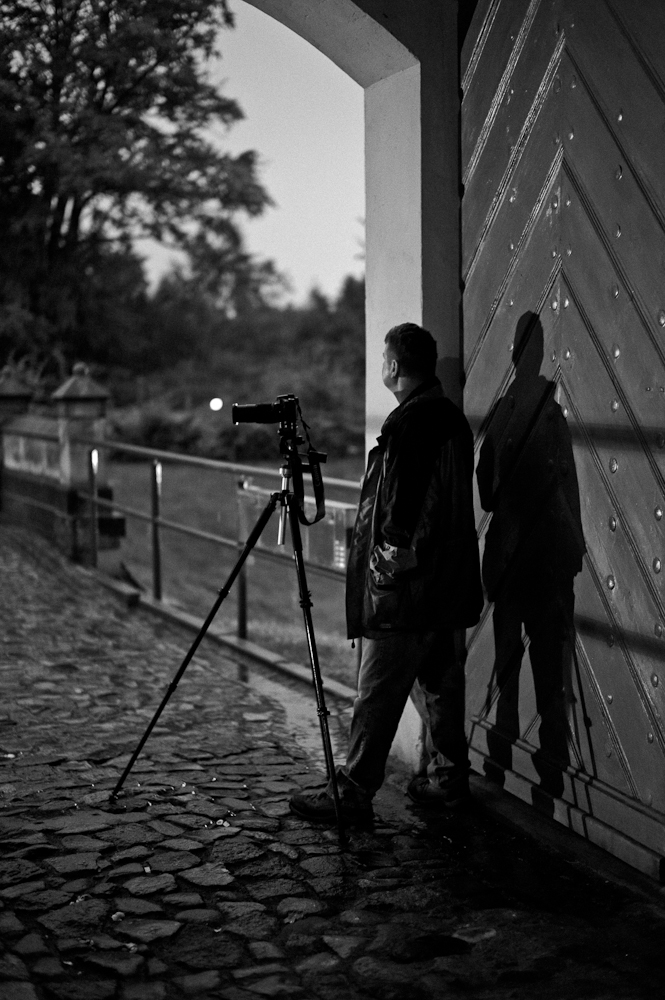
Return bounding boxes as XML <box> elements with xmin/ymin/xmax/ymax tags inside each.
<box><xmin>1</xmin><ymin>526</ymin><xmax>665</xmax><ymax>999</ymax></box>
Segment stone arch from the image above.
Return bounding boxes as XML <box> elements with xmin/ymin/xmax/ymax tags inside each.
<box><xmin>244</xmin><ymin>1</ymin><xmax>462</xmax><ymax>444</ymax></box>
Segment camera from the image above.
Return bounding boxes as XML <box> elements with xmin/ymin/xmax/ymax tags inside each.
<box><xmin>232</xmin><ymin>394</ymin><xmax>299</xmax><ymax>427</ymax></box>
<box><xmin>232</xmin><ymin>393</ymin><xmax>326</xmax><ymax>526</ymax></box>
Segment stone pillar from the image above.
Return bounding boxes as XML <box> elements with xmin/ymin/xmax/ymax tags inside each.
<box><xmin>52</xmin><ymin>362</ymin><xmax>110</xmax><ymax>488</ymax></box>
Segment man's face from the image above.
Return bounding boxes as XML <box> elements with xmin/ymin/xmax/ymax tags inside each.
<box><xmin>382</xmin><ymin>344</ymin><xmax>398</xmax><ymax>390</ymax></box>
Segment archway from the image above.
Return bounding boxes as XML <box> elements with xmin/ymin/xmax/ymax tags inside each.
<box><xmin>245</xmin><ymin>0</ymin><xmax>462</xmax><ymax>444</ymax></box>
<box><xmin>243</xmin><ymin>0</ymin><xmax>463</xmax><ymax>771</ymax></box>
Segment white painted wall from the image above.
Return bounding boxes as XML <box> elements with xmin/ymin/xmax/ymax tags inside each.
<box><xmin>364</xmin><ymin>63</ymin><xmax>422</xmax><ymax>446</ymax></box>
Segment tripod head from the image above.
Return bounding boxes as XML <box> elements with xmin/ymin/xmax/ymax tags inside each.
<box><xmin>232</xmin><ymin>393</ymin><xmax>327</xmax><ymax>525</ymax></box>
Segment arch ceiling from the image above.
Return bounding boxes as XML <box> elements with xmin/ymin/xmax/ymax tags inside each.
<box><xmin>243</xmin><ymin>0</ymin><xmax>417</xmax><ymax>87</ymax></box>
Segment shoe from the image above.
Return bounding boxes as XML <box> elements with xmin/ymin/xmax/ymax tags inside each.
<box><xmin>406</xmin><ymin>773</ymin><xmax>470</xmax><ymax>809</ymax></box>
<box><xmin>289</xmin><ymin>784</ymin><xmax>374</xmax><ymax>825</ymax></box>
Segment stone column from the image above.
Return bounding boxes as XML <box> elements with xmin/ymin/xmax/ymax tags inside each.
<box><xmin>52</xmin><ymin>363</ymin><xmax>110</xmax><ymax>488</ymax></box>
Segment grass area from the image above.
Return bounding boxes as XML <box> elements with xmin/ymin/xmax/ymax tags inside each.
<box><xmin>107</xmin><ymin>457</ymin><xmax>364</xmax><ymax>688</ymax></box>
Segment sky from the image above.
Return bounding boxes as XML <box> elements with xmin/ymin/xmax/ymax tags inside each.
<box><xmin>140</xmin><ymin>0</ymin><xmax>366</xmax><ymax>305</ymax></box>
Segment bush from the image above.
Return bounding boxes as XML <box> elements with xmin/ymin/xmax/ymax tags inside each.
<box><xmin>212</xmin><ymin>424</ymin><xmax>277</xmax><ymax>461</ymax></box>
<box><xmin>111</xmin><ymin>406</ymin><xmax>202</xmax><ymax>455</ymax></box>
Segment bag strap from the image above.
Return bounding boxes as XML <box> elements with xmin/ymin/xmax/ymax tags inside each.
<box><xmin>291</xmin><ymin>402</ymin><xmax>326</xmax><ymax>525</ymax></box>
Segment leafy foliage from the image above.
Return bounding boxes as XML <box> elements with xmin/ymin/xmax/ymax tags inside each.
<box><xmin>110</xmin><ymin>275</ymin><xmax>366</xmax><ymax>459</ymax></box>
<box><xmin>0</xmin><ymin>2</ymin><xmax>366</xmax><ymax>457</ymax></box>
<box><xmin>0</xmin><ymin>0</ymin><xmax>273</xmax><ymax>371</ymax></box>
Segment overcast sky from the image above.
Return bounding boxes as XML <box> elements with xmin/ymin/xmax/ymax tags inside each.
<box><xmin>140</xmin><ymin>0</ymin><xmax>366</xmax><ymax>305</ymax></box>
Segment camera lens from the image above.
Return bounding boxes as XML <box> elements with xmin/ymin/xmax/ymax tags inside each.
<box><xmin>232</xmin><ymin>403</ymin><xmax>280</xmax><ymax>424</ymax></box>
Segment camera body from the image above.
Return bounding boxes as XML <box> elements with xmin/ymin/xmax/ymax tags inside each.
<box><xmin>231</xmin><ymin>393</ymin><xmax>326</xmax><ymax>525</ymax></box>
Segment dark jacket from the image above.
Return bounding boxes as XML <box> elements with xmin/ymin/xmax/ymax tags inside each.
<box><xmin>346</xmin><ymin>377</ymin><xmax>483</xmax><ymax>638</ymax></box>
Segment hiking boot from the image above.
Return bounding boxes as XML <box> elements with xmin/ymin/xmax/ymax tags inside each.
<box><xmin>406</xmin><ymin>773</ymin><xmax>470</xmax><ymax>809</ymax></box>
<box><xmin>289</xmin><ymin>784</ymin><xmax>374</xmax><ymax>825</ymax></box>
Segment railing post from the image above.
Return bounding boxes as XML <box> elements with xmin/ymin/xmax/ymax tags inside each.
<box><xmin>237</xmin><ymin>558</ymin><xmax>248</xmax><ymax>640</ymax></box>
<box><xmin>237</xmin><ymin>477</ymin><xmax>247</xmax><ymax>639</ymax></box>
<box><xmin>88</xmin><ymin>448</ymin><xmax>98</xmax><ymax>568</ymax></box>
<box><xmin>151</xmin><ymin>459</ymin><xmax>162</xmax><ymax>601</ymax></box>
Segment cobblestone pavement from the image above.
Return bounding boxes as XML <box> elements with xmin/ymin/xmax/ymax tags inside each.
<box><xmin>1</xmin><ymin>526</ymin><xmax>665</xmax><ymax>1000</ymax></box>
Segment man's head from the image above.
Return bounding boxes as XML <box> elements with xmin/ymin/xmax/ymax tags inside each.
<box><xmin>382</xmin><ymin>323</ymin><xmax>438</xmax><ymax>395</ymax></box>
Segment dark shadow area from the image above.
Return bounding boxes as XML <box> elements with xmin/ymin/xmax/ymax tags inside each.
<box><xmin>459</xmin><ymin>0</ymin><xmax>481</xmax><ymax>49</ymax></box>
<box><xmin>575</xmin><ymin>614</ymin><xmax>665</xmax><ymax>660</ymax></box>
<box><xmin>476</xmin><ymin>312</ymin><xmax>586</xmax><ymax>807</ymax></box>
<box><xmin>466</xmin><ymin>414</ymin><xmax>665</xmax><ymax>451</ymax></box>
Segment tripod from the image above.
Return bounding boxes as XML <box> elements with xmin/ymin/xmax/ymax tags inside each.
<box><xmin>110</xmin><ymin>437</ymin><xmax>347</xmax><ymax>846</ymax></box>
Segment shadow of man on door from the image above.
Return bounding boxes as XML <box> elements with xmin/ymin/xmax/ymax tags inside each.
<box><xmin>476</xmin><ymin>311</ymin><xmax>586</xmax><ymax>804</ymax></box>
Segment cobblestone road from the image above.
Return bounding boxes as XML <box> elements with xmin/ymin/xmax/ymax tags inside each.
<box><xmin>1</xmin><ymin>526</ymin><xmax>665</xmax><ymax>1000</ymax></box>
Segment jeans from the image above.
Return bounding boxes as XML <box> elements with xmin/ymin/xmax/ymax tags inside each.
<box><xmin>340</xmin><ymin>629</ymin><xmax>469</xmax><ymax>798</ymax></box>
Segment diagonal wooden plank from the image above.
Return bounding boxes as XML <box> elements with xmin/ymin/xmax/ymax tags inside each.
<box><xmin>557</xmin><ymin>370</ymin><xmax>665</xmax><ymax>751</ymax></box>
<box><xmin>463</xmin><ymin>0</ymin><xmax>564</xmax><ymax>272</ymax></box>
<box><xmin>559</xmin><ymin>277</ymin><xmax>665</xmax><ymax>618</ymax></box>
<box><xmin>557</xmin><ymin>387</ymin><xmax>665</xmax><ymax>807</ymax></box>
<box><xmin>461</xmin><ymin>0</ymin><xmax>502</xmax><ymax>93</ymax></box>
<box><xmin>564</xmin><ymin>633</ymin><xmax>616</xmax><ymax>784</ymax></box>
<box><xmin>465</xmin><ymin>279</ymin><xmax>560</xmax><ymax>451</ymax></box>
<box><xmin>561</xmin><ymin>166</ymin><xmax>665</xmax><ymax>480</ymax></box>
<box><xmin>569</xmin><ymin>618</ymin><xmax>640</xmax><ymax>797</ymax></box>
<box><xmin>605</xmin><ymin>0</ymin><xmax>665</xmax><ymax>111</ymax></box>
<box><xmin>463</xmin><ymin>83</ymin><xmax>563</xmax><ymax>348</ymax></box>
<box><xmin>465</xmin><ymin>606</ymin><xmax>498</xmax><ymax>713</ymax></box>
<box><xmin>464</xmin><ymin>196</ymin><xmax>561</xmax><ymax>416</ymax></box>
<box><xmin>462</xmin><ymin>0</ymin><xmax>538</xmax><ymax>172</ymax></box>
<box><xmin>566</xmin><ymin>0</ymin><xmax>665</xmax><ymax>221</ymax></box>
<box><xmin>573</xmin><ymin>561</ymin><xmax>665</xmax><ymax>809</ymax></box>
<box><xmin>560</xmin><ymin>49</ymin><xmax>665</xmax><ymax>369</ymax></box>
<box><xmin>467</xmin><ymin>565</ymin><xmax>655</xmax><ymax>805</ymax></box>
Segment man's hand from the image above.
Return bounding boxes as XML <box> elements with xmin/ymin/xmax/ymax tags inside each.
<box><xmin>369</xmin><ymin>543</ymin><xmax>417</xmax><ymax>587</ymax></box>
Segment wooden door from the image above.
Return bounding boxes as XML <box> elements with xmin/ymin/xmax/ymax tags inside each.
<box><xmin>462</xmin><ymin>0</ymin><xmax>665</xmax><ymax>878</ymax></box>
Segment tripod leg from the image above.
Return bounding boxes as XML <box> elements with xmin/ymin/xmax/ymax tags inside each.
<box><xmin>110</xmin><ymin>492</ymin><xmax>280</xmax><ymax>801</ymax></box>
<box><xmin>286</xmin><ymin>497</ymin><xmax>347</xmax><ymax>847</ymax></box>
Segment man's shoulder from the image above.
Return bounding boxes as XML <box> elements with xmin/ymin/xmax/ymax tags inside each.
<box><xmin>398</xmin><ymin>390</ymin><xmax>471</xmax><ymax>440</ymax></box>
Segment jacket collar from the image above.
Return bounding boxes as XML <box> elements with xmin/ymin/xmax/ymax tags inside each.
<box><xmin>376</xmin><ymin>376</ymin><xmax>443</xmax><ymax>449</ymax></box>
<box><xmin>400</xmin><ymin>375</ymin><xmax>441</xmax><ymax>407</ymax></box>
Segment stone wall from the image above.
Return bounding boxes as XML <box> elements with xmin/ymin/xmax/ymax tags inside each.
<box><xmin>0</xmin><ymin>365</ymin><xmax>124</xmax><ymax>563</ymax></box>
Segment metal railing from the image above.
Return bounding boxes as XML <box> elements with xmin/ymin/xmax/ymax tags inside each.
<box><xmin>75</xmin><ymin>437</ymin><xmax>360</xmax><ymax>640</ymax></box>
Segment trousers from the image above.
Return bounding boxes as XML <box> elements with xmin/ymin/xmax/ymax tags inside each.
<box><xmin>340</xmin><ymin>629</ymin><xmax>470</xmax><ymax>798</ymax></box>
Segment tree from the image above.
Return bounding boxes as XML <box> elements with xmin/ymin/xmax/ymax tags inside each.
<box><xmin>0</xmin><ymin>0</ymin><xmax>273</xmax><ymax>371</ymax></box>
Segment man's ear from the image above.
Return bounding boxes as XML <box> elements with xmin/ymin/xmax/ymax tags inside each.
<box><xmin>390</xmin><ymin>359</ymin><xmax>399</xmax><ymax>379</ymax></box>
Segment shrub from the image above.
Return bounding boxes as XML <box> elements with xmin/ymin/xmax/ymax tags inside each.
<box><xmin>111</xmin><ymin>406</ymin><xmax>202</xmax><ymax>455</ymax></box>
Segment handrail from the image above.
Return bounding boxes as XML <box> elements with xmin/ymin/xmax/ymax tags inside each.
<box><xmin>77</xmin><ymin>488</ymin><xmax>346</xmax><ymax>581</ymax></box>
<box><xmin>1</xmin><ymin>427</ymin><xmax>358</xmax><ymax>648</ymax></box>
<box><xmin>71</xmin><ymin>435</ymin><xmax>361</xmax><ymax>492</ymax></box>
<box><xmin>2</xmin><ymin>427</ymin><xmax>60</xmax><ymax>444</ymax></box>
<box><xmin>1</xmin><ymin>426</ymin><xmax>361</xmax><ymax>490</ymax></box>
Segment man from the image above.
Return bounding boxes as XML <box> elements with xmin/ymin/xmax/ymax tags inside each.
<box><xmin>290</xmin><ymin>323</ymin><xmax>483</xmax><ymax>823</ymax></box>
